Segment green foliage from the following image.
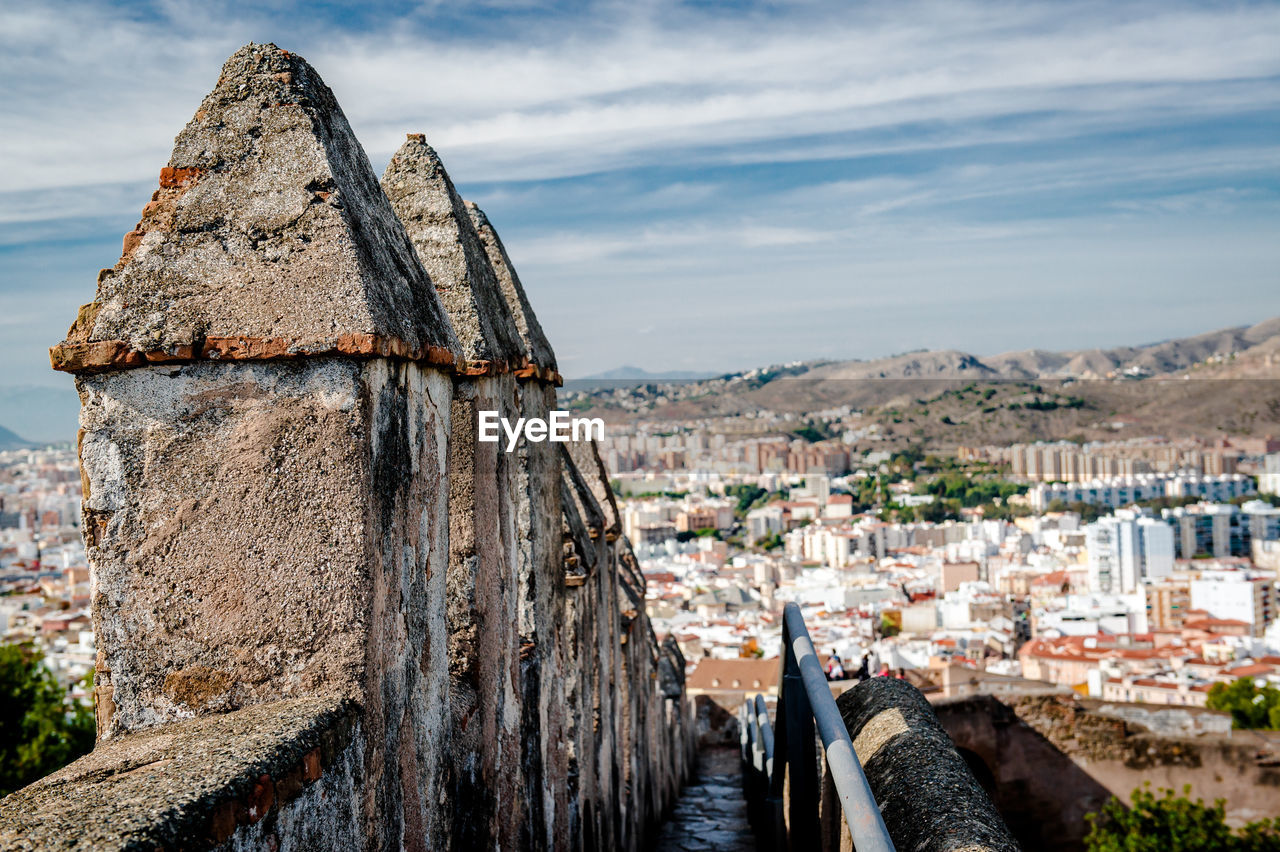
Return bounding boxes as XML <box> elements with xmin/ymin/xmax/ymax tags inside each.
<box><xmin>1235</xmin><ymin>493</ymin><xmax>1280</xmax><ymax>508</ymax></box>
<box><xmin>1136</xmin><ymin>495</ymin><xmax>1203</xmax><ymax>512</ymax></box>
<box><xmin>1206</xmin><ymin>678</ymin><xmax>1280</xmax><ymax>730</ymax></box>
<box><xmin>886</xmin><ymin>449</ymin><xmax>922</xmax><ymax>479</ymax></box>
<box><xmin>756</xmin><ymin>532</ymin><xmax>784</xmax><ymax>551</ymax></box>
<box><xmin>915</xmin><ymin>499</ymin><xmax>952</xmax><ymax>524</ymax></box>
<box><xmin>919</xmin><ymin>474</ymin><xmax>1027</xmax><ymax>508</ymax></box>
<box><xmin>920</xmin><ymin>455</ymin><xmax>949</xmax><ymax>472</ymax></box>
<box><xmin>978</xmin><ymin>500</ymin><xmax>1032</xmax><ymax>521</ymax></box>
<box><xmin>878</xmin><ymin>614</ymin><xmax>900</xmax><ymax>638</ymax></box>
<box><xmin>0</xmin><ymin>643</ymin><xmax>95</xmax><ymax>796</ymax></box>
<box><xmin>725</xmin><ymin>484</ymin><xmax>768</xmax><ymax>516</ymax></box>
<box><xmin>791</xmin><ymin>425</ymin><xmax>826</xmax><ymax>443</ymax></box>
<box><xmin>1044</xmin><ymin>499</ymin><xmax>1105</xmax><ymax>522</ymax></box>
<box><xmin>1085</xmin><ymin>785</ymin><xmax>1280</xmax><ymax>851</ymax></box>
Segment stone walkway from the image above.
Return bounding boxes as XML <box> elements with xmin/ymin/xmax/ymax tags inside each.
<box><xmin>654</xmin><ymin>747</ymin><xmax>755</xmax><ymax>852</ymax></box>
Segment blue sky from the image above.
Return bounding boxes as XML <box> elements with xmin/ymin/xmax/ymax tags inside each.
<box><xmin>2</xmin><ymin>0</ymin><xmax>1279</xmax><ymax>385</ymax></box>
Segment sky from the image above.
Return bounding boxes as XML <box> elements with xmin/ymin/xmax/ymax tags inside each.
<box><xmin>2</xmin><ymin>0</ymin><xmax>1279</xmax><ymax>385</ymax></box>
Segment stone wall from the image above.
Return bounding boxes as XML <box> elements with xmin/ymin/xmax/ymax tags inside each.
<box><xmin>0</xmin><ymin>43</ymin><xmax>692</xmax><ymax>852</ymax></box>
<box><xmin>936</xmin><ymin>694</ymin><xmax>1280</xmax><ymax>851</ymax></box>
<box><xmin>836</xmin><ymin>679</ymin><xmax>1021</xmax><ymax>852</ymax></box>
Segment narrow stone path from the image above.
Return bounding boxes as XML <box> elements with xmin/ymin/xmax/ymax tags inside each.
<box><xmin>654</xmin><ymin>747</ymin><xmax>755</xmax><ymax>852</ymax></box>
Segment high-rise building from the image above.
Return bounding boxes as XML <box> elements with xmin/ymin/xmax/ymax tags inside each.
<box><xmin>1086</xmin><ymin>511</ymin><xmax>1175</xmax><ymax>594</ymax></box>
<box><xmin>1164</xmin><ymin>503</ymin><xmax>1250</xmax><ymax>559</ymax></box>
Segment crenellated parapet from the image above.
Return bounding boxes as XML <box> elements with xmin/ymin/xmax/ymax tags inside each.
<box><xmin>1</xmin><ymin>42</ymin><xmax>687</xmax><ymax>852</ymax></box>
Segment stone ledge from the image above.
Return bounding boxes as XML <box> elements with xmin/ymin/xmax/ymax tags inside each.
<box><xmin>49</xmin><ymin>333</ymin><xmax>563</xmax><ymax>385</ymax></box>
<box><xmin>838</xmin><ymin>678</ymin><xmax>1020</xmax><ymax>852</ymax></box>
<box><xmin>0</xmin><ymin>696</ymin><xmax>359</xmax><ymax>852</ymax></box>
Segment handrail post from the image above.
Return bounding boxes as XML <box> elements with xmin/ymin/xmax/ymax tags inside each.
<box><xmin>782</xmin><ymin>637</ymin><xmax>820</xmax><ymax>848</ymax></box>
<box><xmin>768</xmin><ymin>618</ymin><xmax>791</xmax><ymax>850</ymax></box>
<box><xmin>754</xmin><ymin>694</ymin><xmax>774</xmax><ymax>781</ymax></box>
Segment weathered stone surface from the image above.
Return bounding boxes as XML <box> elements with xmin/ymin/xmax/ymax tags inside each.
<box><xmin>15</xmin><ymin>40</ymin><xmax>696</xmax><ymax>852</ymax></box>
<box><xmin>465</xmin><ymin>202</ymin><xmax>557</xmax><ymax>375</ymax></box>
<box><xmin>937</xmin><ymin>694</ymin><xmax>1280</xmax><ymax>850</ymax></box>
<box><xmin>0</xmin><ymin>697</ymin><xmax>360</xmax><ymax>852</ymax></box>
<box><xmin>561</xmin><ymin>454</ymin><xmax>598</xmax><ymax>583</ymax></box>
<box><xmin>562</xmin><ymin>444</ymin><xmax>607</xmax><ymax>542</ymax></box>
<box><xmin>655</xmin><ymin>748</ymin><xmax>754</xmax><ymax>852</ymax></box>
<box><xmin>75</xmin><ymin>357</ymin><xmax>455</xmax><ymax>848</ymax></box>
<box><xmin>381</xmin><ymin>134</ymin><xmax>531</xmax><ymax>849</ymax></box>
<box><xmin>566</xmin><ymin>439</ymin><xmax>621</xmax><ymax>539</ymax></box>
<box><xmin>55</xmin><ymin>43</ymin><xmax>459</xmax><ymax>366</ymax></box>
<box><xmin>443</xmin><ymin>374</ymin><xmax>524</xmax><ymax>851</ymax></box>
<box><xmin>383</xmin><ymin>137</ymin><xmax>524</xmax><ymax>368</ymax></box>
<box><xmin>511</xmin><ymin>380</ymin><xmax>572</xmax><ymax>850</ymax></box>
<box><xmin>838</xmin><ymin>678</ymin><xmax>1021</xmax><ymax>852</ymax></box>
<box><xmin>44</xmin><ymin>43</ymin><xmax>465</xmax><ymax>852</ymax></box>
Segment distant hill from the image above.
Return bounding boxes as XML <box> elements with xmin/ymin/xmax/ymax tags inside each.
<box><xmin>0</xmin><ymin>385</ymin><xmax>80</xmax><ymax>444</ymax></box>
<box><xmin>578</xmin><ymin>365</ymin><xmax>719</xmax><ymax>381</ymax></box>
<box><xmin>565</xmin><ymin>365</ymin><xmax>721</xmax><ymax>391</ymax></box>
<box><xmin>0</xmin><ymin>424</ymin><xmax>33</xmax><ymax>451</ymax></box>
<box><xmin>565</xmin><ymin>317</ymin><xmax>1280</xmax><ymax>447</ymax></box>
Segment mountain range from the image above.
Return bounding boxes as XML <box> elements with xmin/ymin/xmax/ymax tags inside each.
<box><xmin>569</xmin><ymin>317</ymin><xmax>1280</xmax><ymax>447</ymax></box>
<box><xmin>4</xmin><ymin>318</ymin><xmax>1280</xmax><ymax>446</ymax></box>
<box><xmin>0</xmin><ymin>424</ymin><xmax>34</xmax><ymax>451</ymax></box>
<box><xmin>808</xmin><ymin>316</ymin><xmax>1280</xmax><ymax>384</ymax></box>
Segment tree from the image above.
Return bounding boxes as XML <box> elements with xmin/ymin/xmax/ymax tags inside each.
<box><xmin>0</xmin><ymin>642</ymin><xmax>96</xmax><ymax>796</ymax></box>
<box><xmin>1085</xmin><ymin>784</ymin><xmax>1280</xmax><ymax>851</ymax></box>
<box><xmin>725</xmin><ymin>484</ymin><xmax>767</xmax><ymax>516</ymax></box>
<box><xmin>1206</xmin><ymin>678</ymin><xmax>1280</xmax><ymax>730</ymax></box>
<box><xmin>757</xmin><ymin>532</ymin><xmax>784</xmax><ymax>551</ymax></box>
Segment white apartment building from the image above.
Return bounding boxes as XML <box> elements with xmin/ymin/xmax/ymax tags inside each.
<box><xmin>1085</xmin><ymin>511</ymin><xmax>1174</xmax><ymax>594</ymax></box>
<box><xmin>1036</xmin><ymin>594</ymin><xmax>1148</xmax><ymax>636</ymax></box>
<box><xmin>1189</xmin><ymin>570</ymin><xmax>1276</xmax><ymax>636</ymax></box>
<box><xmin>1262</xmin><ymin>454</ymin><xmax>1280</xmax><ymax>496</ymax></box>
<box><xmin>1166</xmin><ymin>473</ymin><xmax>1258</xmax><ymax>501</ymax></box>
<box><xmin>1030</xmin><ymin>473</ymin><xmax>1254</xmax><ymax>512</ymax></box>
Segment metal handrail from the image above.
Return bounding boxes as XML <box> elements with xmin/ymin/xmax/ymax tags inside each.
<box><xmin>740</xmin><ymin>602</ymin><xmax>895</xmax><ymax>851</ymax></box>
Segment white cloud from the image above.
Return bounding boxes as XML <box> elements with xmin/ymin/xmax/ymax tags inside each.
<box><xmin>3</xmin><ymin>0</ymin><xmax>1279</xmax><ymax>194</ymax></box>
<box><xmin>2</xmin><ymin>0</ymin><xmax>1279</xmax><ymax>384</ymax></box>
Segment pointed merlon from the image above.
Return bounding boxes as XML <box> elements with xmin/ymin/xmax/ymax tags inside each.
<box><xmin>464</xmin><ymin>202</ymin><xmax>558</xmax><ymax>377</ymax></box>
<box><xmin>382</xmin><ymin>135</ymin><xmax>525</xmax><ymax>371</ymax></box>
<box><xmin>560</xmin><ymin>444</ymin><xmax>605</xmax><ymax>542</ymax></box>
<box><xmin>52</xmin><ymin>43</ymin><xmax>460</xmax><ymax>373</ymax></box>
<box><xmin>565</xmin><ymin>440</ymin><xmax>621</xmax><ymax>541</ymax></box>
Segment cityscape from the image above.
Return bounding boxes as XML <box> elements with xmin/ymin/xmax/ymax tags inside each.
<box><xmin>7</xmin><ymin>356</ymin><xmax>1280</xmax><ymax>847</ymax></box>
<box><xmin>3</xmin><ymin>1</ymin><xmax>1280</xmax><ymax>848</ymax></box>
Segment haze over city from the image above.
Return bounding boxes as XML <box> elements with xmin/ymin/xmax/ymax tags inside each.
<box><xmin>3</xmin><ymin>0</ymin><xmax>1280</xmax><ymax>387</ymax></box>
